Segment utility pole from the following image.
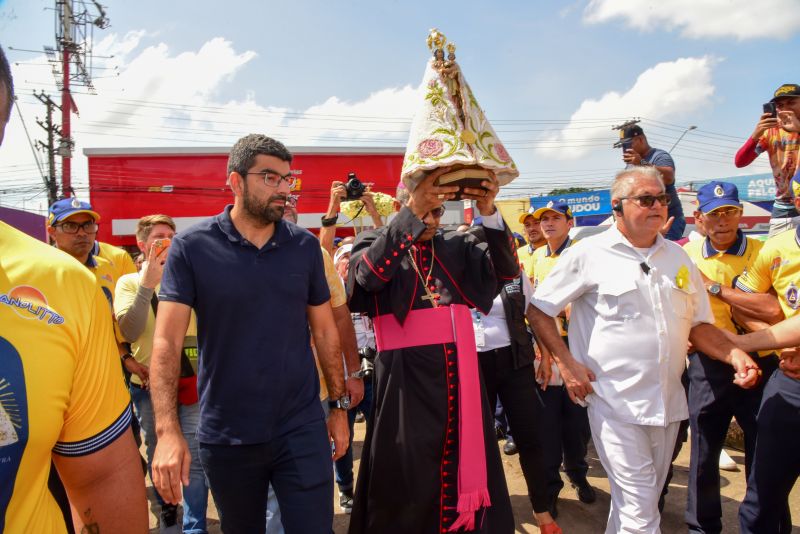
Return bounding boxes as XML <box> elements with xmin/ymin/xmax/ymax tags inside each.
<box><xmin>60</xmin><ymin>0</ymin><xmax>73</xmax><ymax>196</ymax></box>
<box><xmin>33</xmin><ymin>91</ymin><xmax>61</xmax><ymax>207</ymax></box>
<box><xmin>44</xmin><ymin>0</ymin><xmax>110</xmax><ymax>199</ymax></box>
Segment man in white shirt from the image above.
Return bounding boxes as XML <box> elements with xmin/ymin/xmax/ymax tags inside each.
<box><xmin>527</xmin><ymin>166</ymin><xmax>761</xmax><ymax>533</ymax></box>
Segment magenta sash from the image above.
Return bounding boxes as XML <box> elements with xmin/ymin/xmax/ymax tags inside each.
<box><xmin>373</xmin><ymin>305</ymin><xmax>490</xmax><ymax>531</ymax></box>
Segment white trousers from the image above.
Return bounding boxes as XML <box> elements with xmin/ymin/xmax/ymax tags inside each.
<box><xmin>588</xmin><ymin>408</ymin><xmax>681</xmax><ymax>534</ymax></box>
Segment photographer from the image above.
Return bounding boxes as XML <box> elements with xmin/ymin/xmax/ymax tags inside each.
<box><xmin>735</xmin><ymin>83</ymin><xmax>800</xmax><ymax>235</ymax></box>
<box><xmin>320</xmin><ymin>176</ymin><xmax>384</xmax><ymax>255</ymax></box>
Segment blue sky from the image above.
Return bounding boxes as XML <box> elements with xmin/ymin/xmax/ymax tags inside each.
<box><xmin>1</xmin><ymin>0</ymin><xmax>799</xmax><ymax>212</ymax></box>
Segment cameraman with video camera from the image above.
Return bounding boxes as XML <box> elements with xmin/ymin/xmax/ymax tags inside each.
<box><xmin>320</xmin><ymin>174</ymin><xmax>384</xmax><ymax>255</ymax></box>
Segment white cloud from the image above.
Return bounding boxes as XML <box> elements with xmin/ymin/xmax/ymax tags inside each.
<box><xmin>536</xmin><ymin>56</ymin><xmax>717</xmax><ymax>160</ymax></box>
<box><xmin>1</xmin><ymin>33</ymin><xmax>417</xmax><ymax>212</ymax></box>
<box><xmin>583</xmin><ymin>0</ymin><xmax>800</xmax><ymax>40</ymax></box>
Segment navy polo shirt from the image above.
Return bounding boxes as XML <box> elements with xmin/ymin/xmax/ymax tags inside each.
<box><xmin>159</xmin><ymin>205</ymin><xmax>330</xmax><ymax>445</ymax></box>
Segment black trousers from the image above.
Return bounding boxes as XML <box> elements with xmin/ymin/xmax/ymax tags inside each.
<box><xmin>538</xmin><ymin>383</ymin><xmax>590</xmax><ymax>499</ymax></box>
<box><xmin>686</xmin><ymin>352</ymin><xmax>778</xmax><ymax>533</ymax></box>
<box><xmin>478</xmin><ymin>346</ymin><xmax>549</xmax><ymax>513</ymax></box>
<box><xmin>199</xmin><ymin>418</ymin><xmax>333</xmax><ymax>534</ymax></box>
<box><xmin>739</xmin><ymin>368</ymin><xmax>799</xmax><ymax>534</ymax></box>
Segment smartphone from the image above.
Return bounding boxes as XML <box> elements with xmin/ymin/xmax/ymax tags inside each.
<box><xmin>621</xmin><ymin>138</ymin><xmax>633</xmax><ymax>153</ymax></box>
<box><xmin>153</xmin><ymin>238</ymin><xmax>171</xmax><ymax>257</ymax></box>
<box><xmin>763</xmin><ymin>102</ymin><xmax>777</xmax><ymax>118</ymax></box>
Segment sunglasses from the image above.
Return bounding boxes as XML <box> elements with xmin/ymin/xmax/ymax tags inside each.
<box><xmin>428</xmin><ymin>206</ymin><xmax>446</xmax><ymax>218</ymax></box>
<box><xmin>620</xmin><ymin>194</ymin><xmax>671</xmax><ymax>208</ymax></box>
<box><xmin>704</xmin><ymin>207</ymin><xmax>742</xmax><ymax>220</ymax></box>
<box><xmin>54</xmin><ymin>221</ymin><xmax>99</xmax><ymax>234</ymax></box>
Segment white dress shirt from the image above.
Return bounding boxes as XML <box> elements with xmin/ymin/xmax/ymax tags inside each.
<box><xmin>530</xmin><ymin>224</ymin><xmax>714</xmax><ymax>427</ymax></box>
<box><xmin>472</xmin><ymin>275</ymin><xmax>533</xmax><ymax>352</ymax></box>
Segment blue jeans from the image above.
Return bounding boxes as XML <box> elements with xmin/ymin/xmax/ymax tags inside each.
<box><xmin>130</xmin><ymin>385</ymin><xmax>209</xmax><ymax>534</ymax></box>
<box><xmin>334</xmin><ymin>378</ymin><xmax>373</xmax><ymax>491</ymax></box>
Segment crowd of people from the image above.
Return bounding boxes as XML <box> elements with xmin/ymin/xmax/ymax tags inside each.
<box><xmin>2</xmin><ymin>36</ymin><xmax>800</xmax><ymax>534</ymax></box>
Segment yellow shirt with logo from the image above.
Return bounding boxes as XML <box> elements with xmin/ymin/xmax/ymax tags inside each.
<box><xmin>736</xmin><ymin>227</ymin><xmax>800</xmax><ymax>319</ymax></box>
<box><xmin>114</xmin><ymin>273</ymin><xmax>198</xmax><ymax>386</ymax></box>
<box><xmin>0</xmin><ymin>221</ymin><xmax>131</xmax><ymax>533</ymax></box>
<box><xmin>532</xmin><ymin>238</ymin><xmax>576</xmax><ymax>336</ymax></box>
<box><xmin>684</xmin><ymin>234</ymin><xmax>763</xmax><ymax>335</ymax></box>
<box><xmin>96</xmin><ymin>241</ymin><xmax>137</xmax><ymax>283</ymax></box>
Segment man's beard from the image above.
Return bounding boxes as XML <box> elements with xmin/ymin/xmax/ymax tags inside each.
<box><xmin>242</xmin><ymin>182</ymin><xmax>285</xmax><ymax>225</ymax></box>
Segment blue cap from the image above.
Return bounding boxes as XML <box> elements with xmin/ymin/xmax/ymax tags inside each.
<box><xmin>791</xmin><ymin>170</ymin><xmax>800</xmax><ymax>199</ymax></box>
<box><xmin>48</xmin><ymin>198</ymin><xmax>101</xmax><ymax>226</ymax></box>
<box><xmin>697</xmin><ymin>181</ymin><xmax>741</xmax><ymax>213</ymax></box>
<box><xmin>533</xmin><ymin>200</ymin><xmax>573</xmax><ymax>220</ymax></box>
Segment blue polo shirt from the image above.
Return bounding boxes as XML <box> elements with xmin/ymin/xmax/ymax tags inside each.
<box><xmin>159</xmin><ymin>205</ymin><xmax>330</xmax><ymax>445</ymax></box>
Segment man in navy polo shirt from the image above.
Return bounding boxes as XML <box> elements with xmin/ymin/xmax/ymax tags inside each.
<box><xmin>149</xmin><ymin>134</ymin><xmax>349</xmax><ymax>534</ymax></box>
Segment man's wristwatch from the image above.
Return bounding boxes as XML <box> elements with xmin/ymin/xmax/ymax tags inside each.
<box><xmin>707</xmin><ymin>282</ymin><xmax>722</xmax><ymax>296</ymax></box>
<box><xmin>347</xmin><ymin>370</ymin><xmax>366</xmax><ymax>380</ymax></box>
<box><xmin>121</xmin><ymin>353</ymin><xmax>134</xmax><ymax>362</ymax></box>
<box><xmin>328</xmin><ymin>395</ymin><xmax>351</xmax><ymax>411</ymax></box>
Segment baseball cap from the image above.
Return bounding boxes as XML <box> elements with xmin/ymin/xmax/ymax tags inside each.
<box><xmin>48</xmin><ymin>198</ymin><xmax>101</xmax><ymax>226</ymax></box>
<box><xmin>620</xmin><ymin>124</ymin><xmax>644</xmax><ymax>140</ymax></box>
<box><xmin>518</xmin><ymin>206</ymin><xmax>537</xmax><ymax>224</ymax></box>
<box><xmin>771</xmin><ymin>83</ymin><xmax>800</xmax><ymax>102</ymax></box>
<box><xmin>696</xmin><ymin>181</ymin><xmax>742</xmax><ymax>213</ymax></box>
<box><xmin>333</xmin><ymin>243</ymin><xmax>353</xmax><ymax>265</ymax></box>
<box><xmin>533</xmin><ymin>200</ymin><xmax>573</xmax><ymax>220</ymax></box>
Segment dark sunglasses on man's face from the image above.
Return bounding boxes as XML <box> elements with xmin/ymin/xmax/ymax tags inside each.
<box><xmin>620</xmin><ymin>194</ymin><xmax>671</xmax><ymax>208</ymax></box>
<box><xmin>428</xmin><ymin>206</ymin><xmax>446</xmax><ymax>218</ymax></box>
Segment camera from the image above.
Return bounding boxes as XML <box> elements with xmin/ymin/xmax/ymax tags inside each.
<box><xmin>358</xmin><ymin>347</ymin><xmax>376</xmax><ymax>379</ymax></box>
<box><xmin>344</xmin><ymin>172</ymin><xmax>367</xmax><ymax>200</ymax></box>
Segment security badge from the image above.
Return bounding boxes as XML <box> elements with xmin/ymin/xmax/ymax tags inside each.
<box><xmin>786</xmin><ymin>282</ymin><xmax>799</xmax><ymax>310</ymax></box>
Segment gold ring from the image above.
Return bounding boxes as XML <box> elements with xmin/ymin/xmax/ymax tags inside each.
<box><xmin>437</xmin><ymin>194</ymin><xmax>445</xmax><ymax>200</ymax></box>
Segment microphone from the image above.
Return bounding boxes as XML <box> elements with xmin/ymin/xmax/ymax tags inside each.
<box><xmin>640</xmin><ymin>262</ymin><xmax>651</xmax><ymax>275</ymax></box>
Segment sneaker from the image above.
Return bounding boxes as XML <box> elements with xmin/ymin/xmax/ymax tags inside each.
<box><xmin>159</xmin><ymin>504</ymin><xmax>179</xmax><ymax>533</ymax></box>
<box><xmin>339</xmin><ymin>488</ymin><xmax>354</xmax><ymax>514</ymax></box>
<box><xmin>719</xmin><ymin>449</ymin><xmax>739</xmax><ymax>472</ymax></box>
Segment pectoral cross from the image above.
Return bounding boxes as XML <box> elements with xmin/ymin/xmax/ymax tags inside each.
<box><xmin>421</xmin><ymin>292</ymin><xmax>440</xmax><ymax>304</ymax></box>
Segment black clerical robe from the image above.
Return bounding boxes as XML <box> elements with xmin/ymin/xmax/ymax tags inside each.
<box><xmin>346</xmin><ymin>206</ymin><xmax>518</xmax><ymax>534</ymax></box>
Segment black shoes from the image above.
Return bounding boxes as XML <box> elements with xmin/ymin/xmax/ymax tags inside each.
<box><xmin>160</xmin><ymin>504</ymin><xmax>178</xmax><ymax>529</ymax></box>
<box><xmin>571</xmin><ymin>479</ymin><xmax>596</xmax><ymax>504</ymax></box>
<box><xmin>339</xmin><ymin>488</ymin><xmax>354</xmax><ymax>514</ymax></box>
<box><xmin>502</xmin><ymin>437</ymin><xmax>518</xmax><ymax>456</ymax></box>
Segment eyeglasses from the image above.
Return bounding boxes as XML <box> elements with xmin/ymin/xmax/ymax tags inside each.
<box><xmin>428</xmin><ymin>206</ymin><xmax>446</xmax><ymax>218</ymax></box>
<box><xmin>704</xmin><ymin>207</ymin><xmax>742</xmax><ymax>220</ymax></box>
<box><xmin>54</xmin><ymin>221</ymin><xmax>99</xmax><ymax>234</ymax></box>
<box><xmin>246</xmin><ymin>170</ymin><xmax>296</xmax><ymax>188</ymax></box>
<box><xmin>620</xmin><ymin>194</ymin><xmax>671</xmax><ymax>208</ymax></box>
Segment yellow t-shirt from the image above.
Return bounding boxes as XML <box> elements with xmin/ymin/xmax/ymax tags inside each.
<box><xmin>317</xmin><ymin>248</ymin><xmax>347</xmax><ymax>400</ymax></box>
<box><xmin>736</xmin><ymin>227</ymin><xmax>800</xmax><ymax>319</ymax></box>
<box><xmin>0</xmin><ymin>221</ymin><xmax>131</xmax><ymax>533</ymax></box>
<box><xmin>532</xmin><ymin>238</ymin><xmax>576</xmax><ymax>336</ymax></box>
<box><xmin>517</xmin><ymin>244</ymin><xmax>537</xmax><ymax>280</ymax></box>
<box><xmin>96</xmin><ymin>241</ymin><xmax>137</xmax><ymax>283</ymax></box>
<box><xmin>114</xmin><ymin>273</ymin><xmax>198</xmax><ymax>385</ymax></box>
<box><xmin>684</xmin><ymin>233</ymin><xmax>763</xmax><ymax>335</ymax></box>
